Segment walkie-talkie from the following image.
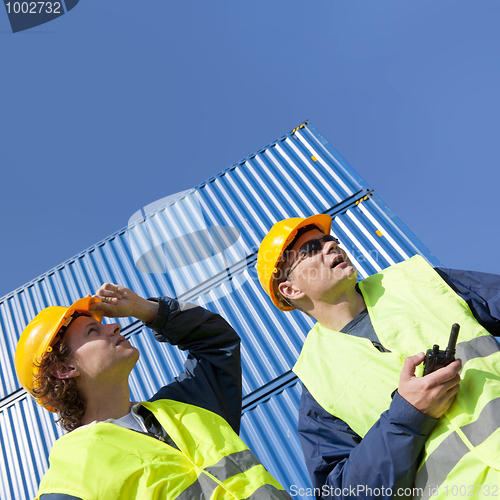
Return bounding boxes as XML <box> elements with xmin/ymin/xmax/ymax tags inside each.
<box><xmin>422</xmin><ymin>323</ymin><xmax>460</xmax><ymax>376</ymax></box>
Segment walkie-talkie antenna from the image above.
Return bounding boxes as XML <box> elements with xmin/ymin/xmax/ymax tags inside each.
<box><xmin>446</xmin><ymin>323</ymin><xmax>460</xmax><ymax>357</ymax></box>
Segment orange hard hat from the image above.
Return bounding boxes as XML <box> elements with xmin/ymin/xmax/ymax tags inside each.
<box><xmin>15</xmin><ymin>296</ymin><xmax>104</xmax><ymax>412</ymax></box>
<box><xmin>256</xmin><ymin>214</ymin><xmax>332</xmax><ymax>311</ymax></box>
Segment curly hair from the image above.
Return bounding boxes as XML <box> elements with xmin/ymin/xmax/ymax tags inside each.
<box><xmin>32</xmin><ymin>337</ymin><xmax>87</xmax><ymax>432</ymax></box>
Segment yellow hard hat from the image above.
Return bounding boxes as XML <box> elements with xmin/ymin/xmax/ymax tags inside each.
<box><xmin>257</xmin><ymin>214</ymin><xmax>332</xmax><ymax>311</ymax></box>
<box><xmin>15</xmin><ymin>296</ymin><xmax>104</xmax><ymax>412</ymax></box>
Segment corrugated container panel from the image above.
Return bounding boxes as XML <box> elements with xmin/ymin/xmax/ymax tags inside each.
<box><xmin>192</xmin><ymin>271</ymin><xmax>315</xmax><ymax>395</ymax></box>
<box><xmin>240</xmin><ymin>382</ymin><xmax>312</xmax><ymax>500</ymax></box>
<box><xmin>363</xmin><ymin>193</ymin><xmax>439</xmax><ymax>266</ymax></box>
<box><xmin>0</xmin><ymin>302</ymin><xmax>19</xmax><ymax>398</ymax></box>
<box><xmin>298</xmin><ymin>124</ymin><xmax>369</xmax><ymax>192</ymax></box>
<box><xmin>196</xmin><ymin>153</ymin><xmax>358</xmax><ymax>248</ymax></box>
<box><xmin>328</xmin><ymin>195</ymin><xmax>440</xmax><ymax>278</ymax></box>
<box><xmin>0</xmin><ymin>398</ymin><xmax>62</xmax><ymax>500</ymax></box>
<box><xmin>331</xmin><ymin>204</ymin><xmax>409</xmax><ymax>278</ymax></box>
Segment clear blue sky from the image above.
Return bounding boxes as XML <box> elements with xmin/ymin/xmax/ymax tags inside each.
<box><xmin>1</xmin><ymin>0</ymin><xmax>499</xmax><ymax>299</ymax></box>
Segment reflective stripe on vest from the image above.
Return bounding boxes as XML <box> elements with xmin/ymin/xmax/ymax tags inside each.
<box><xmin>37</xmin><ymin>399</ymin><xmax>286</xmax><ymax>500</ymax></box>
<box><xmin>293</xmin><ymin>255</ymin><xmax>500</xmax><ymax>499</ymax></box>
<box><xmin>414</xmin><ymin>397</ymin><xmax>500</xmax><ymax>499</ymax></box>
<box><xmin>456</xmin><ymin>334</ymin><xmax>500</xmax><ymax>363</ymax></box>
<box><xmin>178</xmin><ymin>480</ymin><xmax>291</xmax><ymax>500</ymax></box>
<box><xmin>174</xmin><ymin>450</ymin><xmax>291</xmax><ymax>500</ymax></box>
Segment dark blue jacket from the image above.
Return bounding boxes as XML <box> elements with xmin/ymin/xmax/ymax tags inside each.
<box><xmin>297</xmin><ymin>267</ymin><xmax>500</xmax><ymax>500</ymax></box>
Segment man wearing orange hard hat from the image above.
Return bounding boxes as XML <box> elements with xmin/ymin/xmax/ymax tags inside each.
<box><xmin>15</xmin><ymin>284</ymin><xmax>289</xmax><ymax>500</ymax></box>
<box><xmin>257</xmin><ymin>214</ymin><xmax>500</xmax><ymax>500</ymax></box>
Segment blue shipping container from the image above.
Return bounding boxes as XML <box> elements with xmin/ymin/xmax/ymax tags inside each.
<box><xmin>0</xmin><ymin>122</ymin><xmax>440</xmax><ymax>500</ymax></box>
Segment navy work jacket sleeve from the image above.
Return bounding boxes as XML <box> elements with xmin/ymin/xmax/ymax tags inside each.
<box><xmin>145</xmin><ymin>296</ymin><xmax>242</xmax><ymax>434</ymax></box>
<box><xmin>297</xmin><ymin>267</ymin><xmax>500</xmax><ymax>500</ymax></box>
<box><xmin>435</xmin><ymin>267</ymin><xmax>500</xmax><ymax>336</ymax></box>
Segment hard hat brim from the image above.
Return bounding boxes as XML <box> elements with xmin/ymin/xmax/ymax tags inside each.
<box><xmin>15</xmin><ymin>296</ymin><xmax>104</xmax><ymax>412</ymax></box>
<box><xmin>36</xmin><ymin>297</ymin><xmax>104</xmax><ymax>369</ymax></box>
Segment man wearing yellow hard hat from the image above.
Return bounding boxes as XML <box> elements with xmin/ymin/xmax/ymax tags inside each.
<box><xmin>257</xmin><ymin>214</ymin><xmax>500</xmax><ymax>500</ymax></box>
<box><xmin>16</xmin><ymin>283</ymin><xmax>289</xmax><ymax>500</ymax></box>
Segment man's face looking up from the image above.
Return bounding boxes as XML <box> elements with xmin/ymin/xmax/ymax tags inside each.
<box><xmin>278</xmin><ymin>228</ymin><xmax>358</xmax><ymax>306</ymax></box>
<box><xmin>53</xmin><ymin>316</ymin><xmax>140</xmax><ymax>387</ymax></box>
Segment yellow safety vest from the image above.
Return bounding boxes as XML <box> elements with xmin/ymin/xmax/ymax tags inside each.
<box><xmin>293</xmin><ymin>255</ymin><xmax>500</xmax><ymax>499</ymax></box>
<box><xmin>36</xmin><ymin>399</ymin><xmax>289</xmax><ymax>500</ymax></box>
